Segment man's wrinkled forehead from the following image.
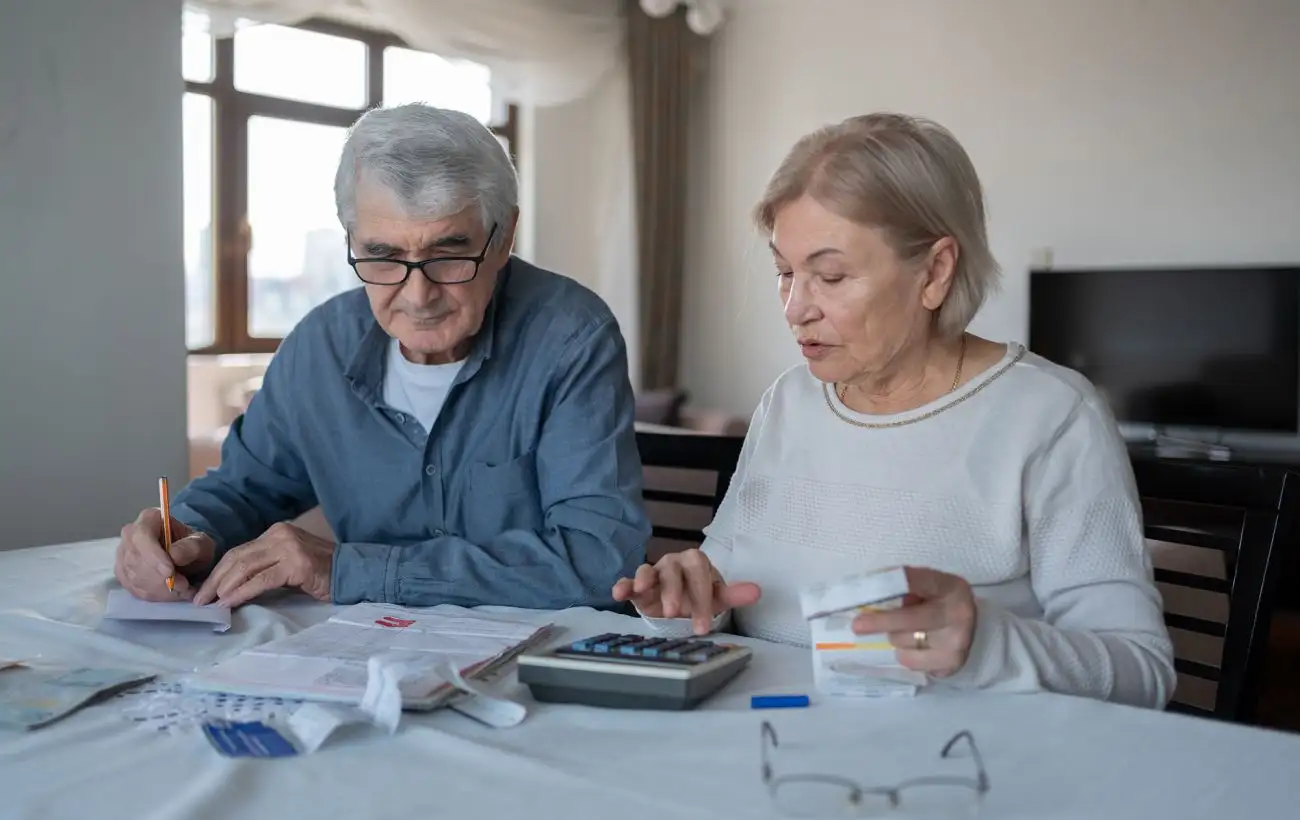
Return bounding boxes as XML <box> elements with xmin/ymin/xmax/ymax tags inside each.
<box><xmin>352</xmin><ymin>185</ymin><xmax>483</xmax><ymax>258</ymax></box>
<box><xmin>357</xmin><ymin>229</ymin><xmax>476</xmax><ymax>259</ymax></box>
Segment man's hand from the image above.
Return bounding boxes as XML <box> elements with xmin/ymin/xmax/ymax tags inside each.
<box><xmin>193</xmin><ymin>522</ymin><xmax>334</xmax><ymax>608</ymax></box>
<box><xmin>114</xmin><ymin>508</ymin><xmax>216</xmax><ymax>601</ymax></box>
<box><xmin>611</xmin><ymin>549</ymin><xmax>762</xmax><ymax>635</ymax></box>
<box><xmin>850</xmin><ymin>566</ymin><xmax>978</xmax><ymax>678</ymax></box>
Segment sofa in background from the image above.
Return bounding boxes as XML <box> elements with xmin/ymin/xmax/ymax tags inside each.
<box><xmin>634</xmin><ymin>388</ymin><xmax>747</xmax><ymax>437</ymax></box>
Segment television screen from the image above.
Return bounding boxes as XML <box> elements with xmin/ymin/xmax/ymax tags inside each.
<box><xmin>1028</xmin><ymin>266</ymin><xmax>1300</xmax><ymax>433</ymax></box>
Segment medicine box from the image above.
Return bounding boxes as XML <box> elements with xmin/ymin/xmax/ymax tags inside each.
<box><xmin>800</xmin><ymin>566</ymin><xmax>925</xmax><ymax>696</ymax></box>
<box><xmin>798</xmin><ymin>565</ymin><xmax>911</xmax><ymax>620</ymax></box>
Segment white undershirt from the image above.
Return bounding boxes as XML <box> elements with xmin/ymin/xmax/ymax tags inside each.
<box><xmin>642</xmin><ymin>343</ymin><xmax>1176</xmax><ymax>709</ymax></box>
<box><xmin>381</xmin><ymin>337</ymin><xmax>466</xmax><ymax>435</ymax></box>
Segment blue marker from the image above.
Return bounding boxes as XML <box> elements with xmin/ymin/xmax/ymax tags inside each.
<box><xmin>751</xmin><ymin>694</ymin><xmax>811</xmax><ymax>710</ymax></box>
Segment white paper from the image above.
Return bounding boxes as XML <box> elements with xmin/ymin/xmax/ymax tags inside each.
<box><xmin>103</xmin><ymin>588</ymin><xmax>232</xmax><ymax>633</ymax></box>
<box><xmin>284</xmin><ymin>657</ymin><xmax>405</xmax><ymax>753</ymax></box>
<box><xmin>186</xmin><ymin>604</ymin><xmax>551</xmax><ymax>706</ymax></box>
<box><xmin>436</xmin><ymin>660</ymin><xmax>529</xmax><ymax>728</ymax></box>
<box><xmin>358</xmin><ymin>656</ymin><xmax>405</xmax><ymax>733</ymax></box>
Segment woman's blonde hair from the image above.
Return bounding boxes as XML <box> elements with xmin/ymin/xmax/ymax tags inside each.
<box><xmin>754</xmin><ymin>113</ymin><xmax>999</xmax><ymax>337</ymax></box>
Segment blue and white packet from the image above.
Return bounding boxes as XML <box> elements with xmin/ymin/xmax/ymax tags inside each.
<box><xmin>200</xmin><ymin>656</ymin><xmax>406</xmax><ymax>757</ymax></box>
<box><xmin>202</xmin><ymin>720</ymin><xmax>300</xmax><ymax>758</ymax></box>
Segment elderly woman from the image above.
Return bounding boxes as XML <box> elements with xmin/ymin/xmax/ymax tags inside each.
<box><xmin>612</xmin><ymin>113</ymin><xmax>1175</xmax><ymax>709</ymax></box>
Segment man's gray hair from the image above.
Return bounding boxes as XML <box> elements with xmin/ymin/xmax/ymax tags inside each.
<box><xmin>334</xmin><ymin>104</ymin><xmax>517</xmax><ymax>249</ymax></box>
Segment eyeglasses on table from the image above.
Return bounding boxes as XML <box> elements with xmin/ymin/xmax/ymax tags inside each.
<box><xmin>760</xmin><ymin>720</ymin><xmax>990</xmax><ymax>817</ymax></box>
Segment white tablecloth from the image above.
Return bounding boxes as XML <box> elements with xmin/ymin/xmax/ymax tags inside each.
<box><xmin>2</xmin><ymin>539</ymin><xmax>1299</xmax><ymax>819</ymax></box>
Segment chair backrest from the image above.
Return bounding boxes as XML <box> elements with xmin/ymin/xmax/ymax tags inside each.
<box><xmin>634</xmin><ymin>430</ymin><xmax>744</xmax><ymax>563</ymax></box>
<box><xmin>1132</xmin><ymin>458</ymin><xmax>1298</xmax><ymax>722</ymax></box>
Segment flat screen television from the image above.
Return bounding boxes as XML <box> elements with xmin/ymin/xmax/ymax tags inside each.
<box><xmin>1028</xmin><ymin>266</ymin><xmax>1300</xmax><ymax>434</ymax></box>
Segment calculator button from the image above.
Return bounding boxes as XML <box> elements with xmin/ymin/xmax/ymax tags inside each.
<box><xmin>651</xmin><ymin>640</ymin><xmax>688</xmax><ymax>658</ymax></box>
<box><xmin>618</xmin><ymin>639</ymin><xmax>651</xmax><ymax>655</ymax></box>
<box><xmin>689</xmin><ymin>645</ymin><xmax>729</xmax><ymax>662</ymax></box>
<box><xmin>638</xmin><ymin>638</ymin><xmax>670</xmax><ymax>657</ymax></box>
<box><xmin>664</xmin><ymin>641</ymin><xmax>712</xmax><ymax>660</ymax></box>
<box><xmin>570</xmin><ymin>633</ymin><xmax>620</xmax><ymax>652</ymax></box>
<box><xmin>594</xmin><ymin>635</ymin><xmax>640</xmax><ymax>653</ymax></box>
<box><xmin>622</xmin><ymin>637</ymin><xmax>668</xmax><ymax>655</ymax></box>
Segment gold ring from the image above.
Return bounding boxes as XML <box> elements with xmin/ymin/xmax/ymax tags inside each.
<box><xmin>913</xmin><ymin>630</ymin><xmax>929</xmax><ymax>650</ymax></box>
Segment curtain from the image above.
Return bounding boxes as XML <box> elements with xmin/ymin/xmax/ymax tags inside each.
<box><xmin>626</xmin><ymin>1</ymin><xmax>701</xmax><ymax>390</ymax></box>
<box><xmin>186</xmin><ymin>0</ymin><xmax>628</xmax><ymax>107</ymax></box>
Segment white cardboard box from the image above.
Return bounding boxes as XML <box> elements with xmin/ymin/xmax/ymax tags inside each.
<box><xmin>801</xmin><ymin>567</ymin><xmax>925</xmax><ymax>696</ymax></box>
<box><xmin>799</xmin><ymin>566</ymin><xmax>910</xmax><ymax>619</ymax></box>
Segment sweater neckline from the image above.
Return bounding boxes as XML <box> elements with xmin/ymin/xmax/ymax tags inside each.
<box><xmin>822</xmin><ymin>342</ymin><xmax>1026</xmax><ymax>429</ymax></box>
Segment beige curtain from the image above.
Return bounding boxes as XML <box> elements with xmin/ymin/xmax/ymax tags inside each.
<box><xmin>626</xmin><ymin>1</ymin><xmax>701</xmax><ymax>391</ymax></box>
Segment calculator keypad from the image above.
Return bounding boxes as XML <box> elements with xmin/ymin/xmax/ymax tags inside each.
<box><xmin>558</xmin><ymin>633</ymin><xmax>733</xmax><ymax>665</ymax></box>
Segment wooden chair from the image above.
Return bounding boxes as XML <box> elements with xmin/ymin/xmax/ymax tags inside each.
<box><xmin>634</xmin><ymin>431</ymin><xmax>744</xmax><ymax>563</ymax></box>
<box><xmin>1133</xmin><ymin>459</ymin><xmax>1299</xmax><ymax>722</ymax></box>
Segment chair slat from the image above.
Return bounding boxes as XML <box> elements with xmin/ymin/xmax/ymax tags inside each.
<box><xmin>636</xmin><ymin>432</ymin><xmax>743</xmax><ymax>473</ymax></box>
<box><xmin>1164</xmin><ymin>611</ymin><xmax>1228</xmax><ymax>638</ymax></box>
<box><xmin>1174</xmin><ymin>657</ymin><xmax>1221</xmax><ymax>682</ymax></box>
<box><xmin>651</xmin><ymin>524</ymin><xmax>704</xmax><ymax>543</ymax></box>
<box><xmin>1166</xmin><ymin>700</ymin><xmax>1213</xmax><ymax>718</ymax></box>
<box><xmin>1145</xmin><ymin>524</ymin><xmax>1239</xmax><ymax>552</ymax></box>
<box><xmin>1153</xmin><ymin>568</ymin><xmax>1231</xmax><ymax>595</ymax></box>
<box><xmin>1133</xmin><ymin>459</ymin><xmax>1289</xmax><ymax>510</ymax></box>
<box><xmin>642</xmin><ymin>488</ymin><xmax>714</xmax><ymax>506</ymax></box>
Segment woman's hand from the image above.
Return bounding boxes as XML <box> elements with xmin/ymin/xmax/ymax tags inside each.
<box><xmin>611</xmin><ymin>549</ymin><xmax>762</xmax><ymax>635</ymax></box>
<box><xmin>850</xmin><ymin>566</ymin><xmax>978</xmax><ymax>677</ymax></box>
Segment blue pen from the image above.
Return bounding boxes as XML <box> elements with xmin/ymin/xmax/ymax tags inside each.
<box><xmin>751</xmin><ymin>694</ymin><xmax>811</xmax><ymax>709</ymax></box>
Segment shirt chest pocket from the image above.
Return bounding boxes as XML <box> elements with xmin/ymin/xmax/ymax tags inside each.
<box><xmin>463</xmin><ymin>449</ymin><xmax>544</xmax><ymax>543</ymax></box>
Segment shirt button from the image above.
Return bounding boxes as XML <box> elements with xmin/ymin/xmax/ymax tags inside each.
<box><xmin>395</xmin><ymin>413</ymin><xmax>406</xmax><ymax>423</ymax></box>
<box><xmin>425</xmin><ymin>464</ymin><xmax>437</xmax><ymax>476</ymax></box>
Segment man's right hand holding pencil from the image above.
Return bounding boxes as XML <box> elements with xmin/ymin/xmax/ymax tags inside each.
<box><xmin>114</xmin><ymin>508</ymin><xmax>215</xmax><ymax>601</ymax></box>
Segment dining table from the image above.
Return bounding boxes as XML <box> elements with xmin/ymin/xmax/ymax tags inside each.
<box><xmin>2</xmin><ymin>536</ymin><xmax>1299</xmax><ymax>819</ymax></box>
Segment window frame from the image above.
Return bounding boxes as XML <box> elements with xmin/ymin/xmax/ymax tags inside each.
<box><xmin>186</xmin><ymin>17</ymin><xmax>518</xmax><ymax>355</ymax></box>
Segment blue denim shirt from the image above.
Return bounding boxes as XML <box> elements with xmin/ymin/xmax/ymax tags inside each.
<box><xmin>172</xmin><ymin>257</ymin><xmax>651</xmax><ymax>609</ymax></box>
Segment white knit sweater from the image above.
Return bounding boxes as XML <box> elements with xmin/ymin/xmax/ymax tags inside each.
<box><xmin>643</xmin><ymin>343</ymin><xmax>1176</xmax><ymax>709</ymax></box>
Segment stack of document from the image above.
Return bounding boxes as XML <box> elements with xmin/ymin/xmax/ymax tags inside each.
<box><xmin>185</xmin><ymin>603</ymin><xmax>553</xmax><ymax>710</ymax></box>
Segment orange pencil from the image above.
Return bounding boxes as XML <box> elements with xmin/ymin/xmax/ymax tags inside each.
<box><xmin>159</xmin><ymin>476</ymin><xmax>174</xmax><ymax>592</ymax></box>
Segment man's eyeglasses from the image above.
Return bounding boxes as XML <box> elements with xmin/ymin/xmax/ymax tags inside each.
<box><xmin>760</xmin><ymin>721</ymin><xmax>989</xmax><ymax>817</ymax></box>
<box><xmin>346</xmin><ymin>223</ymin><xmax>498</xmax><ymax>286</ymax></box>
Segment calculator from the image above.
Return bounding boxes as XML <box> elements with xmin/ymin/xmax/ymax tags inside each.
<box><xmin>517</xmin><ymin>633</ymin><xmax>753</xmax><ymax>711</ymax></box>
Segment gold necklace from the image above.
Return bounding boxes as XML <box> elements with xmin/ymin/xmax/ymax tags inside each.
<box><xmin>836</xmin><ymin>333</ymin><xmax>966</xmax><ymax>406</ymax></box>
<box><xmin>827</xmin><ymin>335</ymin><xmax>1025</xmax><ymax>430</ymax></box>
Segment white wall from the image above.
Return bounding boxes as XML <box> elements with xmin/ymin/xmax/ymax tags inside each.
<box><xmin>0</xmin><ymin>0</ymin><xmax>188</xmax><ymax>549</ymax></box>
<box><xmin>682</xmin><ymin>0</ymin><xmax>1300</xmax><ymax>422</ymax></box>
<box><xmin>521</xmin><ymin>64</ymin><xmax>640</xmax><ymax>387</ymax></box>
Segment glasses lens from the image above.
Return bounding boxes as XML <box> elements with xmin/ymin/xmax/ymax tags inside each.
<box><xmin>354</xmin><ymin>260</ymin><xmax>408</xmax><ymax>285</ymax></box>
<box><xmin>422</xmin><ymin>259</ymin><xmax>477</xmax><ymax>283</ymax></box>
<box><xmin>773</xmin><ymin>778</ymin><xmax>891</xmax><ymax>817</ymax></box>
<box><xmin>896</xmin><ymin>782</ymin><xmax>981</xmax><ymax>819</ymax></box>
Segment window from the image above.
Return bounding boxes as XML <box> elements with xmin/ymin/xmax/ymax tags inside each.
<box><xmin>182</xmin><ymin>15</ymin><xmax>518</xmax><ymax>353</ymax></box>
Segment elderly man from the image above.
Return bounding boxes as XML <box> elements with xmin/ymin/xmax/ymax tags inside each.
<box><xmin>114</xmin><ymin>104</ymin><xmax>650</xmax><ymax>610</ymax></box>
